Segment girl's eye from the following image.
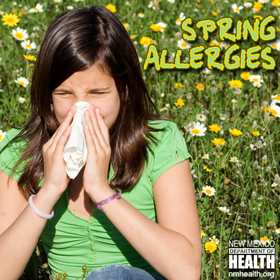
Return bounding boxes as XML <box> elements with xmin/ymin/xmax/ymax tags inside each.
<box><xmin>90</xmin><ymin>92</ymin><xmax>105</xmax><ymax>95</ymax></box>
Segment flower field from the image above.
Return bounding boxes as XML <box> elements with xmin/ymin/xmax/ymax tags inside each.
<box><xmin>0</xmin><ymin>0</ymin><xmax>279</xmax><ymax>279</ymax></box>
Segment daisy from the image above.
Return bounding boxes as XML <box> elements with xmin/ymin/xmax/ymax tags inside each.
<box><xmin>106</xmin><ymin>4</ymin><xmax>116</xmax><ymax>13</ymax></box>
<box><xmin>269</xmin><ymin>101</ymin><xmax>280</xmax><ymax>117</ymax></box>
<box><xmin>253</xmin><ymin>81</ymin><xmax>262</xmax><ymax>88</ymax></box>
<box><xmin>202</xmin><ymin>154</ymin><xmax>209</xmax><ymax>160</ymax></box>
<box><xmin>175</xmin><ymin>12</ymin><xmax>186</xmax><ymax>26</ymax></box>
<box><xmin>249</xmin><ymin>75</ymin><xmax>263</xmax><ymax>84</ymax></box>
<box><xmin>19</xmin><ymin>97</ymin><xmax>26</xmax><ymax>103</ymax></box>
<box><xmin>202</xmin><ymin>186</ymin><xmax>216</xmax><ymax>196</ymax></box>
<box><xmin>21</xmin><ymin>40</ymin><xmax>36</xmax><ymax>50</ymax></box>
<box><xmin>271</xmin><ymin>95</ymin><xmax>280</xmax><ymax>103</ymax></box>
<box><xmin>232</xmin><ymin>99</ymin><xmax>237</xmax><ymax>104</ymax></box>
<box><xmin>150</xmin><ymin>22</ymin><xmax>167</xmax><ymax>32</ymax></box>
<box><xmin>197</xmin><ymin>114</ymin><xmax>206</xmax><ymax>121</ymax></box>
<box><xmin>205</xmin><ymin>241</ymin><xmax>217</xmax><ymax>253</ymax></box>
<box><xmin>244</xmin><ymin>2</ymin><xmax>253</xmax><ymax>7</ymax></box>
<box><xmin>218</xmin><ymin>206</ymin><xmax>232</xmax><ymax>215</ymax></box>
<box><xmin>232</xmin><ymin>4</ymin><xmax>243</xmax><ymax>13</ymax></box>
<box><xmin>167</xmin><ymin>0</ymin><xmax>175</xmax><ymax>3</ymax></box>
<box><xmin>15</xmin><ymin>77</ymin><xmax>29</xmax><ymax>87</ymax></box>
<box><xmin>210</xmin><ymin>236</ymin><xmax>219</xmax><ymax>245</ymax></box>
<box><xmin>259</xmin><ymin>0</ymin><xmax>269</xmax><ymax>2</ymax></box>
<box><xmin>188</xmin><ymin>122</ymin><xmax>207</xmax><ymax>136</ymax></box>
<box><xmin>54</xmin><ymin>0</ymin><xmax>62</xmax><ymax>2</ymax></box>
<box><xmin>12</xmin><ymin>27</ymin><xmax>28</xmax><ymax>41</ymax></box>
<box><xmin>230</xmin><ymin>157</ymin><xmax>239</xmax><ymax>163</ymax></box>
<box><xmin>275</xmin><ymin>228</ymin><xmax>280</xmax><ymax>234</ymax></box>
<box><xmin>67</xmin><ymin>6</ymin><xmax>74</xmax><ymax>10</ymax></box>
<box><xmin>29</xmin><ymin>4</ymin><xmax>44</xmax><ymax>13</ymax></box>
<box><xmin>177</xmin><ymin>39</ymin><xmax>191</xmax><ymax>49</ymax></box>
<box><xmin>0</xmin><ymin>130</ymin><xmax>7</xmax><ymax>142</ymax></box>
<box><xmin>138</xmin><ymin>13</ymin><xmax>144</xmax><ymax>18</ymax></box>
<box><xmin>267</xmin><ymin>39</ymin><xmax>280</xmax><ymax>51</ymax></box>
<box><xmin>202</xmin><ymin>68</ymin><xmax>212</xmax><ymax>75</ymax></box>
<box><xmin>2</xmin><ymin>13</ymin><xmax>20</xmax><ymax>27</ymax></box>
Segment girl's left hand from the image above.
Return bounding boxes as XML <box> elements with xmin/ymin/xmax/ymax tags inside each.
<box><xmin>83</xmin><ymin>105</ymin><xmax>112</xmax><ymax>202</ymax></box>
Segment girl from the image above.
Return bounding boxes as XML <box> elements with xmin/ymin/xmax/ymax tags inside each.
<box><xmin>0</xmin><ymin>5</ymin><xmax>201</xmax><ymax>280</ymax></box>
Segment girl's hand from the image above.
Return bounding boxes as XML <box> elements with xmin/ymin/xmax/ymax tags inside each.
<box><xmin>83</xmin><ymin>105</ymin><xmax>112</xmax><ymax>203</ymax></box>
<box><xmin>41</xmin><ymin>106</ymin><xmax>76</xmax><ymax>197</ymax></box>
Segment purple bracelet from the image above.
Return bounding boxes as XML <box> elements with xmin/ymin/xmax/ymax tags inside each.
<box><xmin>96</xmin><ymin>189</ymin><xmax>122</xmax><ymax>211</ymax></box>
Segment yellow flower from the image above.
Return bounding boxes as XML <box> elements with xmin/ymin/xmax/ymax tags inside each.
<box><xmin>150</xmin><ymin>24</ymin><xmax>164</xmax><ymax>32</ymax></box>
<box><xmin>174</xmin><ymin>83</ymin><xmax>183</xmax><ymax>88</ymax></box>
<box><xmin>123</xmin><ymin>23</ymin><xmax>130</xmax><ymax>31</ymax></box>
<box><xmin>203</xmin><ymin>166</ymin><xmax>212</xmax><ymax>172</ymax></box>
<box><xmin>261</xmin><ymin>236</ymin><xmax>269</xmax><ymax>243</ymax></box>
<box><xmin>251</xmin><ymin>130</ymin><xmax>260</xmax><ymax>136</ymax></box>
<box><xmin>229</xmin><ymin>79</ymin><xmax>243</xmax><ymax>88</ymax></box>
<box><xmin>209</xmin><ymin>124</ymin><xmax>221</xmax><ymax>133</ymax></box>
<box><xmin>263</xmin><ymin>106</ymin><xmax>271</xmax><ymax>114</ymax></box>
<box><xmin>140</xmin><ymin>36</ymin><xmax>152</xmax><ymax>46</ymax></box>
<box><xmin>253</xmin><ymin>1</ymin><xmax>263</xmax><ymax>11</ymax></box>
<box><xmin>174</xmin><ymin>98</ymin><xmax>185</xmax><ymax>107</ymax></box>
<box><xmin>205</xmin><ymin>241</ymin><xmax>217</xmax><ymax>253</ymax></box>
<box><xmin>240</xmin><ymin>72</ymin><xmax>251</xmax><ymax>80</ymax></box>
<box><xmin>2</xmin><ymin>13</ymin><xmax>20</xmax><ymax>27</ymax></box>
<box><xmin>238</xmin><ymin>228</ymin><xmax>242</xmax><ymax>232</ymax></box>
<box><xmin>23</xmin><ymin>54</ymin><xmax>36</xmax><ymax>61</ymax></box>
<box><xmin>211</xmin><ymin>138</ymin><xmax>225</xmax><ymax>146</ymax></box>
<box><xmin>106</xmin><ymin>4</ymin><xmax>116</xmax><ymax>13</ymax></box>
<box><xmin>196</xmin><ymin>84</ymin><xmax>204</xmax><ymax>91</ymax></box>
<box><xmin>229</xmin><ymin>128</ymin><xmax>243</xmax><ymax>137</ymax></box>
<box><xmin>212</xmin><ymin>11</ymin><xmax>217</xmax><ymax>16</ymax></box>
<box><xmin>130</xmin><ymin>35</ymin><xmax>136</xmax><ymax>39</ymax></box>
<box><xmin>219</xmin><ymin>138</ymin><xmax>226</xmax><ymax>146</ymax></box>
<box><xmin>272</xmin><ymin>0</ymin><xmax>280</xmax><ymax>6</ymax></box>
<box><xmin>201</xmin><ymin>230</ymin><xmax>206</xmax><ymax>238</ymax></box>
<box><xmin>243</xmin><ymin>124</ymin><xmax>247</xmax><ymax>127</ymax></box>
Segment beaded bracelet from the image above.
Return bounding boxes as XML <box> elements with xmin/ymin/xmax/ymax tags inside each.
<box><xmin>96</xmin><ymin>189</ymin><xmax>122</xmax><ymax>211</ymax></box>
<box><xmin>28</xmin><ymin>194</ymin><xmax>54</xmax><ymax>219</ymax></box>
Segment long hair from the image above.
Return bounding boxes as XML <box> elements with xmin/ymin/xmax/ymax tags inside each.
<box><xmin>4</xmin><ymin>6</ymin><xmax>171</xmax><ymax>199</ymax></box>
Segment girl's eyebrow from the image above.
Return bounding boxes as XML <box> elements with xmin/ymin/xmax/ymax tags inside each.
<box><xmin>53</xmin><ymin>87</ymin><xmax>110</xmax><ymax>93</ymax></box>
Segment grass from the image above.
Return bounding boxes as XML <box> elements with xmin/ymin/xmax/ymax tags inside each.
<box><xmin>0</xmin><ymin>0</ymin><xmax>280</xmax><ymax>279</ymax></box>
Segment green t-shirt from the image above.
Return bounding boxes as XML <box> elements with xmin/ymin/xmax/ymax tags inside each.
<box><xmin>0</xmin><ymin>120</ymin><xmax>192</xmax><ymax>280</ymax></box>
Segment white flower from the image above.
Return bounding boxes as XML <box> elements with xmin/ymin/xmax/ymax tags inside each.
<box><xmin>67</xmin><ymin>5</ymin><xmax>74</xmax><ymax>10</ymax></box>
<box><xmin>157</xmin><ymin>22</ymin><xmax>167</xmax><ymax>32</ymax></box>
<box><xmin>232</xmin><ymin>99</ymin><xmax>237</xmax><ymax>104</ymax></box>
<box><xmin>0</xmin><ymin>130</ymin><xmax>7</xmax><ymax>142</ymax></box>
<box><xmin>249</xmin><ymin>75</ymin><xmax>263</xmax><ymax>84</ymax></box>
<box><xmin>167</xmin><ymin>0</ymin><xmax>175</xmax><ymax>3</ymax></box>
<box><xmin>74</xmin><ymin>0</ymin><xmax>84</xmax><ymax>1</ymax></box>
<box><xmin>230</xmin><ymin>157</ymin><xmax>239</xmax><ymax>163</ymax></box>
<box><xmin>271</xmin><ymin>95</ymin><xmax>280</xmax><ymax>103</ymax></box>
<box><xmin>19</xmin><ymin>97</ymin><xmax>26</xmax><ymax>103</ymax></box>
<box><xmin>138</xmin><ymin>13</ymin><xmax>144</xmax><ymax>18</ymax></box>
<box><xmin>210</xmin><ymin>235</ymin><xmax>219</xmax><ymax>245</ymax></box>
<box><xmin>177</xmin><ymin>39</ymin><xmax>191</xmax><ymax>49</ymax></box>
<box><xmin>202</xmin><ymin>68</ymin><xmax>212</xmax><ymax>75</ymax></box>
<box><xmin>202</xmin><ymin>154</ymin><xmax>209</xmax><ymax>160</ymax></box>
<box><xmin>267</xmin><ymin>39</ymin><xmax>280</xmax><ymax>51</ymax></box>
<box><xmin>259</xmin><ymin>0</ymin><xmax>269</xmax><ymax>3</ymax></box>
<box><xmin>187</xmin><ymin>122</ymin><xmax>207</xmax><ymax>136</ymax></box>
<box><xmin>275</xmin><ymin>228</ymin><xmax>280</xmax><ymax>234</ymax></box>
<box><xmin>54</xmin><ymin>0</ymin><xmax>62</xmax><ymax>2</ymax></box>
<box><xmin>218</xmin><ymin>206</ymin><xmax>232</xmax><ymax>215</ymax></box>
<box><xmin>197</xmin><ymin>114</ymin><xmax>206</xmax><ymax>121</ymax></box>
<box><xmin>269</xmin><ymin>101</ymin><xmax>280</xmax><ymax>117</ymax></box>
<box><xmin>15</xmin><ymin>77</ymin><xmax>29</xmax><ymax>87</ymax></box>
<box><xmin>21</xmin><ymin>40</ymin><xmax>36</xmax><ymax>50</ymax></box>
<box><xmin>253</xmin><ymin>81</ymin><xmax>262</xmax><ymax>88</ymax></box>
<box><xmin>148</xmin><ymin>1</ymin><xmax>157</xmax><ymax>9</ymax></box>
<box><xmin>232</xmin><ymin>4</ymin><xmax>243</xmax><ymax>13</ymax></box>
<box><xmin>175</xmin><ymin>12</ymin><xmax>186</xmax><ymax>25</ymax></box>
<box><xmin>29</xmin><ymin>3</ymin><xmax>43</xmax><ymax>13</ymax></box>
<box><xmin>12</xmin><ymin>27</ymin><xmax>29</xmax><ymax>41</ymax></box>
<box><xmin>202</xmin><ymin>186</ymin><xmax>216</xmax><ymax>196</ymax></box>
<box><xmin>244</xmin><ymin>2</ymin><xmax>253</xmax><ymax>7</ymax></box>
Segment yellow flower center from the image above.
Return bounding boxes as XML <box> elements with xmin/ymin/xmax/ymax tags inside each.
<box><xmin>7</xmin><ymin>17</ymin><xmax>15</xmax><ymax>23</ymax></box>
<box><xmin>19</xmin><ymin>81</ymin><xmax>25</xmax><ymax>86</ymax></box>
<box><xmin>176</xmin><ymin>18</ymin><xmax>181</xmax><ymax>22</ymax></box>
<box><xmin>275</xmin><ymin>96</ymin><xmax>280</xmax><ymax>100</ymax></box>
<box><xmin>271</xmin><ymin>44</ymin><xmax>277</xmax><ymax>49</ymax></box>
<box><xmin>181</xmin><ymin>42</ymin><xmax>187</xmax><ymax>48</ymax></box>
<box><xmin>15</xmin><ymin>32</ymin><xmax>24</xmax><ymax>39</ymax></box>
<box><xmin>232</xmin><ymin>158</ymin><xmax>237</xmax><ymax>161</ymax></box>
<box><xmin>252</xmin><ymin>78</ymin><xmax>259</xmax><ymax>82</ymax></box>
<box><xmin>34</xmin><ymin>8</ymin><xmax>39</xmax><ymax>12</ymax></box>
<box><xmin>25</xmin><ymin>44</ymin><xmax>31</xmax><ymax>48</ymax></box>
<box><xmin>0</xmin><ymin>135</ymin><xmax>3</xmax><ymax>141</ymax></box>
<box><xmin>205</xmin><ymin>189</ymin><xmax>212</xmax><ymax>195</ymax></box>
<box><xmin>235</xmin><ymin>8</ymin><xmax>240</xmax><ymax>11</ymax></box>
<box><xmin>271</xmin><ymin>109</ymin><xmax>278</xmax><ymax>116</ymax></box>
<box><xmin>192</xmin><ymin>128</ymin><xmax>200</xmax><ymax>134</ymax></box>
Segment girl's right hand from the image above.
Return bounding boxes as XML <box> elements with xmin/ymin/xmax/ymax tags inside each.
<box><xmin>41</xmin><ymin>106</ymin><xmax>76</xmax><ymax>197</ymax></box>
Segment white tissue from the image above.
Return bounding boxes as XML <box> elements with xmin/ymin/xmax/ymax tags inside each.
<box><xmin>63</xmin><ymin>101</ymin><xmax>90</xmax><ymax>179</ymax></box>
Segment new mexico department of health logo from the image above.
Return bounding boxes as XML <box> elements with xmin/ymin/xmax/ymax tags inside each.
<box><xmin>228</xmin><ymin>240</ymin><xmax>275</xmax><ymax>279</ymax></box>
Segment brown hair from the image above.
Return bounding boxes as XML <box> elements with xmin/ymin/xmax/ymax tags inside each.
<box><xmin>4</xmin><ymin>6</ymin><xmax>172</xmax><ymax>199</ymax></box>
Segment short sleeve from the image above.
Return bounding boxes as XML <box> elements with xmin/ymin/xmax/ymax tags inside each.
<box><xmin>148</xmin><ymin>121</ymin><xmax>193</xmax><ymax>186</ymax></box>
<box><xmin>0</xmin><ymin>129</ymin><xmax>24</xmax><ymax>182</ymax></box>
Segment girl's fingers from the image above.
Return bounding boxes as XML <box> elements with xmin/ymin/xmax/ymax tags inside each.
<box><xmin>54</xmin><ymin>125</ymin><xmax>72</xmax><ymax>156</ymax></box>
<box><xmin>84</xmin><ymin>124</ymin><xmax>97</xmax><ymax>154</ymax></box>
<box><xmin>95</xmin><ymin>108</ymin><xmax>110</xmax><ymax>146</ymax></box>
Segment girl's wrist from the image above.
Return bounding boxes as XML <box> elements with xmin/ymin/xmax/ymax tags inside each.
<box><xmin>86</xmin><ymin>183</ymin><xmax>116</xmax><ymax>204</ymax></box>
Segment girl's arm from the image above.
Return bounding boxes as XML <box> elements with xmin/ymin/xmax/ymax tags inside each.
<box><xmin>87</xmin><ymin>160</ymin><xmax>201</xmax><ymax>280</ymax></box>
